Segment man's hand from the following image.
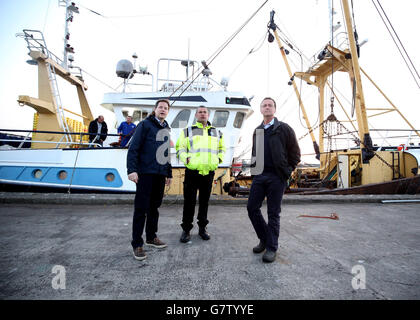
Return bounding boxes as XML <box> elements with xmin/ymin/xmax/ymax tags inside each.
<box><xmin>166</xmin><ymin>178</ymin><xmax>172</xmax><ymax>186</ymax></box>
<box><xmin>128</xmin><ymin>172</ymin><xmax>138</xmax><ymax>183</ymax></box>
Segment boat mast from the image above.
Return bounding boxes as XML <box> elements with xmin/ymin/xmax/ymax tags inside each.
<box><xmin>341</xmin><ymin>0</ymin><xmax>374</xmax><ymax>163</ymax></box>
<box><xmin>16</xmin><ymin>1</ymin><xmax>93</xmax><ymax>148</ymax></box>
<box><xmin>60</xmin><ymin>0</ymin><xmax>79</xmax><ymax>69</ymax></box>
<box><xmin>268</xmin><ymin>11</ymin><xmax>320</xmax><ymax>159</ymax></box>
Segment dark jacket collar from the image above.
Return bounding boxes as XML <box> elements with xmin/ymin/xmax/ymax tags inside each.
<box><xmin>257</xmin><ymin>117</ymin><xmax>280</xmax><ymax>130</ymax></box>
<box><xmin>147</xmin><ymin>114</ymin><xmax>170</xmax><ymax>130</ymax></box>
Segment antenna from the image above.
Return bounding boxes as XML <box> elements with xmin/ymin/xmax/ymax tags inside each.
<box><xmin>187</xmin><ymin>38</ymin><xmax>190</xmax><ymax>80</ymax></box>
<box><xmin>60</xmin><ymin>0</ymin><xmax>79</xmax><ymax>69</ymax></box>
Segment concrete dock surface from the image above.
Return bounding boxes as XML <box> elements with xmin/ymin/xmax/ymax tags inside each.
<box><xmin>0</xmin><ymin>194</ymin><xmax>419</xmax><ymax>300</ymax></box>
<box><xmin>1</xmin><ymin>192</ymin><xmax>420</xmax><ymax>205</ymax></box>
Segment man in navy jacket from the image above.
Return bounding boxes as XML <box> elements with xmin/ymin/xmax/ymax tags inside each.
<box><xmin>127</xmin><ymin>99</ymin><xmax>172</xmax><ymax>261</ymax></box>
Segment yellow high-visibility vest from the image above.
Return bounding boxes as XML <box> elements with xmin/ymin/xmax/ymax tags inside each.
<box><xmin>176</xmin><ymin>121</ymin><xmax>226</xmax><ymax>175</ymax></box>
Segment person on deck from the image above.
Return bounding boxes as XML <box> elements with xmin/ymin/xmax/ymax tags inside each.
<box><xmin>118</xmin><ymin>116</ymin><xmax>136</xmax><ymax>147</ymax></box>
<box><xmin>88</xmin><ymin>115</ymin><xmax>108</xmax><ymax>147</ymax></box>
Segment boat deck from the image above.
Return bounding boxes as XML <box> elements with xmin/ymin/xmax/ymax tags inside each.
<box><xmin>0</xmin><ymin>197</ymin><xmax>419</xmax><ymax>299</ymax></box>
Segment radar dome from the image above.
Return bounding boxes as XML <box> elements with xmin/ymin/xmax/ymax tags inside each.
<box><xmin>116</xmin><ymin>59</ymin><xmax>134</xmax><ymax>79</ymax></box>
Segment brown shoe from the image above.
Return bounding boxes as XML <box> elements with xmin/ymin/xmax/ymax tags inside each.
<box><xmin>133</xmin><ymin>247</ymin><xmax>147</xmax><ymax>261</ymax></box>
<box><xmin>146</xmin><ymin>237</ymin><xmax>167</xmax><ymax>249</ymax></box>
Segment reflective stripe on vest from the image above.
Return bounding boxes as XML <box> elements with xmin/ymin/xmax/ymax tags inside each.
<box><xmin>188</xmin><ymin>148</ymin><xmax>219</xmax><ymax>154</ymax></box>
<box><xmin>176</xmin><ymin>148</ymin><xmax>187</xmax><ymax>157</ymax></box>
<box><xmin>184</xmin><ymin>125</ymin><xmax>221</xmax><ymax>155</ymax></box>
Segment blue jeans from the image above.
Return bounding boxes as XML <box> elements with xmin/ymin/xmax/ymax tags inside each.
<box><xmin>247</xmin><ymin>172</ymin><xmax>286</xmax><ymax>252</ymax></box>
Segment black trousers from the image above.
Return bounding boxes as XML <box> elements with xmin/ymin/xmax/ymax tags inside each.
<box><xmin>181</xmin><ymin>168</ymin><xmax>215</xmax><ymax>232</ymax></box>
<box><xmin>131</xmin><ymin>174</ymin><xmax>166</xmax><ymax>249</ymax></box>
<box><xmin>247</xmin><ymin>172</ymin><xmax>286</xmax><ymax>252</ymax></box>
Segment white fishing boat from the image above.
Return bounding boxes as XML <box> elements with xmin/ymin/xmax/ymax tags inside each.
<box><xmin>0</xmin><ymin>0</ymin><xmax>252</xmax><ymax>194</ymax></box>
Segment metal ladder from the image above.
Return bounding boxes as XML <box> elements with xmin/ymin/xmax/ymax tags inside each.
<box><xmin>18</xmin><ymin>29</ymin><xmax>72</xmax><ymax>144</ymax></box>
<box><xmin>391</xmin><ymin>151</ymin><xmax>401</xmax><ymax>180</ymax></box>
<box><xmin>46</xmin><ymin>62</ymin><xmax>73</xmax><ymax>144</ymax></box>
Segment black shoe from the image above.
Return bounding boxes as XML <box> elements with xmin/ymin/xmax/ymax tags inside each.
<box><xmin>253</xmin><ymin>241</ymin><xmax>266</xmax><ymax>254</ymax></box>
<box><xmin>262</xmin><ymin>250</ymin><xmax>276</xmax><ymax>263</ymax></box>
<box><xmin>198</xmin><ymin>228</ymin><xmax>210</xmax><ymax>241</ymax></box>
<box><xmin>180</xmin><ymin>231</ymin><xmax>191</xmax><ymax>243</ymax></box>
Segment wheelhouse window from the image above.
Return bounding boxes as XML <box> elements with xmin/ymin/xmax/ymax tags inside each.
<box><xmin>233</xmin><ymin>112</ymin><xmax>245</xmax><ymax>128</ymax></box>
<box><xmin>132</xmin><ymin>110</ymin><xmax>148</xmax><ymax>123</ymax></box>
<box><xmin>212</xmin><ymin>111</ymin><xmax>229</xmax><ymax>127</ymax></box>
<box><xmin>171</xmin><ymin>109</ymin><xmax>191</xmax><ymax>128</ymax></box>
<box><xmin>122</xmin><ymin>109</ymin><xmax>148</xmax><ymax>125</ymax></box>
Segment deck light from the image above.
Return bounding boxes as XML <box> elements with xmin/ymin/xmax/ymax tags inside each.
<box><xmin>26</xmin><ymin>59</ymin><xmax>38</xmax><ymax>66</ymax></box>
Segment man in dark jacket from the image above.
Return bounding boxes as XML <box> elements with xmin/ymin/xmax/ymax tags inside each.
<box><xmin>127</xmin><ymin>99</ymin><xmax>172</xmax><ymax>261</ymax></box>
<box><xmin>88</xmin><ymin>115</ymin><xmax>108</xmax><ymax>147</ymax></box>
<box><xmin>247</xmin><ymin>97</ymin><xmax>301</xmax><ymax>263</ymax></box>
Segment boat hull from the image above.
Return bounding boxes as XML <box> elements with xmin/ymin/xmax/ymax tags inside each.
<box><xmin>0</xmin><ymin>148</ymin><xmax>133</xmax><ymax>192</ymax></box>
<box><xmin>292</xmin><ymin>175</ymin><xmax>420</xmax><ymax>195</ymax></box>
<box><xmin>0</xmin><ymin>147</ymin><xmax>232</xmax><ymax>194</ymax></box>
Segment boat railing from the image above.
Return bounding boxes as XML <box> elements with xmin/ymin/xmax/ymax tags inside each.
<box><xmin>16</xmin><ymin>29</ymin><xmax>84</xmax><ymax>80</ymax></box>
<box><xmin>0</xmin><ymin>129</ymin><xmax>125</xmax><ymax>149</ymax></box>
<box><xmin>17</xmin><ymin>30</ymin><xmax>63</xmax><ymax>65</ymax></box>
<box><xmin>0</xmin><ymin>139</ymin><xmax>102</xmax><ymax>149</ymax></box>
<box><xmin>157</xmin><ymin>58</ymin><xmax>196</xmax><ymax>92</ymax></box>
<box><xmin>318</xmin><ymin>128</ymin><xmax>420</xmax><ymax>151</ymax></box>
<box><xmin>333</xmin><ymin>32</ymin><xmax>350</xmax><ymax>51</ymax></box>
<box><xmin>156</xmin><ymin>58</ymin><xmax>225</xmax><ymax>93</ymax></box>
<box><xmin>124</xmin><ymin>72</ymin><xmax>154</xmax><ymax>92</ymax></box>
<box><xmin>68</xmin><ymin>65</ymin><xmax>84</xmax><ymax>82</ymax></box>
<box><xmin>308</xmin><ymin>36</ymin><xmax>350</xmax><ymax>70</ymax></box>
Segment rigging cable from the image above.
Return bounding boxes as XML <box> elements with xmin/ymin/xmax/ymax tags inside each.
<box><xmin>329</xmin><ymin>0</ymin><xmax>335</xmax><ymax>114</ymax></box>
<box><xmin>168</xmin><ymin>0</ymin><xmax>269</xmax><ymax>104</ymax></box>
<box><xmin>58</xmin><ymin>4</ymin><xmax>119</xmax><ymax>92</ymax></box>
<box><xmin>78</xmin><ymin>1</ymin><xmax>270</xmax><ymax>102</ymax></box>
<box><xmin>267</xmin><ymin>36</ymin><xmax>270</xmax><ymax>94</ymax></box>
<box><xmin>272</xmin><ymin>20</ymin><xmax>320</xmax><ymax>130</ymax></box>
<box><xmin>371</xmin><ymin>0</ymin><xmax>420</xmax><ymax>89</ymax></box>
<box><xmin>42</xmin><ymin>0</ymin><xmax>51</xmax><ymax>34</ymax></box>
<box><xmin>281</xmin><ymin>30</ymin><xmax>319</xmax><ymax>129</ymax></box>
<box><xmin>227</xmin><ymin>31</ymin><xmax>268</xmax><ymax>80</ymax></box>
<box><xmin>78</xmin><ymin>3</ymin><xmax>207</xmax><ymax>19</ymax></box>
<box><xmin>275</xmin><ymin>20</ymin><xmax>312</xmax><ymax>65</ymax></box>
<box><xmin>205</xmin><ymin>1</ymin><xmax>268</xmax><ymax>66</ymax></box>
<box><xmin>274</xmin><ymin>27</ymin><xmax>320</xmax><ymax>128</ymax></box>
<box><xmin>79</xmin><ymin>68</ymin><xmax>118</xmax><ymax>92</ymax></box>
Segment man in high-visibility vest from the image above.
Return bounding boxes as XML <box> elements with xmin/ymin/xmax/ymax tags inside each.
<box><xmin>176</xmin><ymin>106</ymin><xmax>225</xmax><ymax>243</ymax></box>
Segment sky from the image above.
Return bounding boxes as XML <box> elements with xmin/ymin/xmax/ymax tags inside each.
<box><xmin>0</xmin><ymin>0</ymin><xmax>419</xmax><ymax>163</ymax></box>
